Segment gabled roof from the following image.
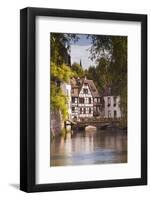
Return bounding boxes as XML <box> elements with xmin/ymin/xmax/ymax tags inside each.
<box><xmin>70</xmin><ymin>77</ymin><xmax>100</xmax><ymax>97</ymax></box>
<box><xmin>82</xmin><ymin>79</ymin><xmax>100</xmax><ymax>97</ymax></box>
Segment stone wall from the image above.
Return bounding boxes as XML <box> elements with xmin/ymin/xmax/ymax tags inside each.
<box><xmin>50</xmin><ymin>111</ymin><xmax>63</xmax><ymax>136</ymax></box>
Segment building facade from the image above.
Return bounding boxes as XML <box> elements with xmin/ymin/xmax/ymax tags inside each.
<box><xmin>103</xmin><ymin>87</ymin><xmax>121</xmax><ymax>118</ymax></box>
<box><xmin>104</xmin><ymin>96</ymin><xmax>121</xmax><ymax>118</ymax></box>
<box><xmin>70</xmin><ymin>77</ymin><xmax>102</xmax><ymax>120</ymax></box>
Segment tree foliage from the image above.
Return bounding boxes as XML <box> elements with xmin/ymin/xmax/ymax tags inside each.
<box><xmin>50</xmin><ymin>33</ymin><xmax>78</xmax><ymax>120</ymax></box>
<box><xmin>51</xmin><ymin>62</ymin><xmax>75</xmax><ymax>82</ymax></box>
<box><xmin>51</xmin><ymin>33</ymin><xmax>79</xmax><ymax>66</ymax></box>
<box><xmin>88</xmin><ymin>35</ymin><xmax>127</xmax><ymax>123</ymax></box>
<box><xmin>71</xmin><ymin>62</ymin><xmax>84</xmax><ymax>78</ymax></box>
<box><xmin>85</xmin><ymin>58</ymin><xmax>111</xmax><ymax>93</ymax></box>
<box><xmin>51</xmin><ymin>82</ymin><xmax>69</xmax><ymax>120</ymax></box>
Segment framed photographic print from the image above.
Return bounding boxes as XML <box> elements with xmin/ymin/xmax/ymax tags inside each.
<box><xmin>20</xmin><ymin>7</ymin><xmax>147</xmax><ymax>192</ymax></box>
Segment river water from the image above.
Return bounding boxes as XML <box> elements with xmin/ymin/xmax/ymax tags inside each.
<box><xmin>50</xmin><ymin>128</ymin><xmax>127</xmax><ymax>167</ymax></box>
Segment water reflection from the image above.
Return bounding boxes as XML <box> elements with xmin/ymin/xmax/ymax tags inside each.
<box><xmin>50</xmin><ymin>128</ymin><xmax>127</xmax><ymax>166</ymax></box>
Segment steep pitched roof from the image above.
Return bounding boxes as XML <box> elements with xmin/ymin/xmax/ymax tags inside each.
<box><xmin>70</xmin><ymin>78</ymin><xmax>80</xmax><ymax>97</ymax></box>
<box><xmin>70</xmin><ymin>77</ymin><xmax>100</xmax><ymax>97</ymax></box>
<box><xmin>82</xmin><ymin>79</ymin><xmax>100</xmax><ymax>97</ymax></box>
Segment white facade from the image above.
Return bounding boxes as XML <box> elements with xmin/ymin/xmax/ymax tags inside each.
<box><xmin>104</xmin><ymin>96</ymin><xmax>121</xmax><ymax>118</ymax></box>
<box><xmin>71</xmin><ymin>83</ymin><xmax>94</xmax><ymax>119</ymax></box>
<box><xmin>78</xmin><ymin>83</ymin><xmax>93</xmax><ymax>118</ymax></box>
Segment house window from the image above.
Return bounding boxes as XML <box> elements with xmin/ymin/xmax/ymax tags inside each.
<box><xmin>83</xmin><ymin>88</ymin><xmax>88</xmax><ymax>94</ymax></box>
<box><xmin>89</xmin><ymin>108</ymin><xmax>91</xmax><ymax>114</ymax></box>
<box><xmin>94</xmin><ymin>98</ymin><xmax>97</xmax><ymax>103</ymax></box>
<box><xmin>114</xmin><ymin>110</ymin><xmax>117</xmax><ymax>118</ymax></box>
<box><xmin>113</xmin><ymin>96</ymin><xmax>117</xmax><ymax>107</ymax></box>
<box><xmin>107</xmin><ymin>97</ymin><xmax>111</xmax><ymax>107</ymax></box>
<box><xmin>79</xmin><ymin>98</ymin><xmax>84</xmax><ymax>104</ymax></box>
<box><xmin>85</xmin><ymin>98</ymin><xmax>88</xmax><ymax>104</ymax></box>
<box><xmin>72</xmin><ymin>97</ymin><xmax>76</xmax><ymax>103</ymax></box>
<box><xmin>80</xmin><ymin>107</ymin><xmax>82</xmax><ymax>114</ymax></box>
<box><xmin>89</xmin><ymin>98</ymin><xmax>91</xmax><ymax>104</ymax></box>
<box><xmin>72</xmin><ymin>107</ymin><xmax>75</xmax><ymax>112</ymax></box>
<box><xmin>108</xmin><ymin>110</ymin><xmax>111</xmax><ymax>118</ymax></box>
<box><xmin>83</xmin><ymin>108</ymin><xmax>86</xmax><ymax>114</ymax></box>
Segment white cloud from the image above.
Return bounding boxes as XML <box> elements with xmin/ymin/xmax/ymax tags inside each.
<box><xmin>70</xmin><ymin>45</ymin><xmax>96</xmax><ymax>69</ymax></box>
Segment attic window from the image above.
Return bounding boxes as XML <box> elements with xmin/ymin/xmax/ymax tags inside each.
<box><xmin>83</xmin><ymin>89</ymin><xmax>88</xmax><ymax>94</ymax></box>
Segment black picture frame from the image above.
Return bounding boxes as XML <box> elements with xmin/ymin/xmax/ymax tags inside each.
<box><xmin>20</xmin><ymin>7</ymin><xmax>147</xmax><ymax>192</ymax></box>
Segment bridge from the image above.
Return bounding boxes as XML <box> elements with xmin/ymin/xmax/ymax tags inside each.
<box><xmin>65</xmin><ymin>118</ymin><xmax>121</xmax><ymax>131</ymax></box>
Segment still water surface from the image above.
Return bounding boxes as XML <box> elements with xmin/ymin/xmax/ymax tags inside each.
<box><xmin>50</xmin><ymin>128</ymin><xmax>127</xmax><ymax>166</ymax></box>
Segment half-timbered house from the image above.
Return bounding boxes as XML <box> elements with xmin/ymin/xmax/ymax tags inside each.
<box><xmin>70</xmin><ymin>77</ymin><xmax>102</xmax><ymax>120</ymax></box>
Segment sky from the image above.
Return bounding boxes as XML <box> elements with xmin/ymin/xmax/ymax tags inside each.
<box><xmin>70</xmin><ymin>34</ymin><xmax>96</xmax><ymax>69</ymax></box>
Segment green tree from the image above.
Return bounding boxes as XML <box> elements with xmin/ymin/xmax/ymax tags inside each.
<box><xmin>51</xmin><ymin>33</ymin><xmax>79</xmax><ymax>66</ymax></box>
<box><xmin>85</xmin><ymin>58</ymin><xmax>111</xmax><ymax>94</ymax></box>
<box><xmin>51</xmin><ymin>81</ymin><xmax>69</xmax><ymax>120</ymax></box>
<box><xmin>50</xmin><ymin>33</ymin><xmax>78</xmax><ymax>120</ymax></box>
<box><xmin>71</xmin><ymin>62</ymin><xmax>84</xmax><ymax>78</ymax></box>
<box><xmin>89</xmin><ymin>35</ymin><xmax>127</xmax><ymax>125</ymax></box>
